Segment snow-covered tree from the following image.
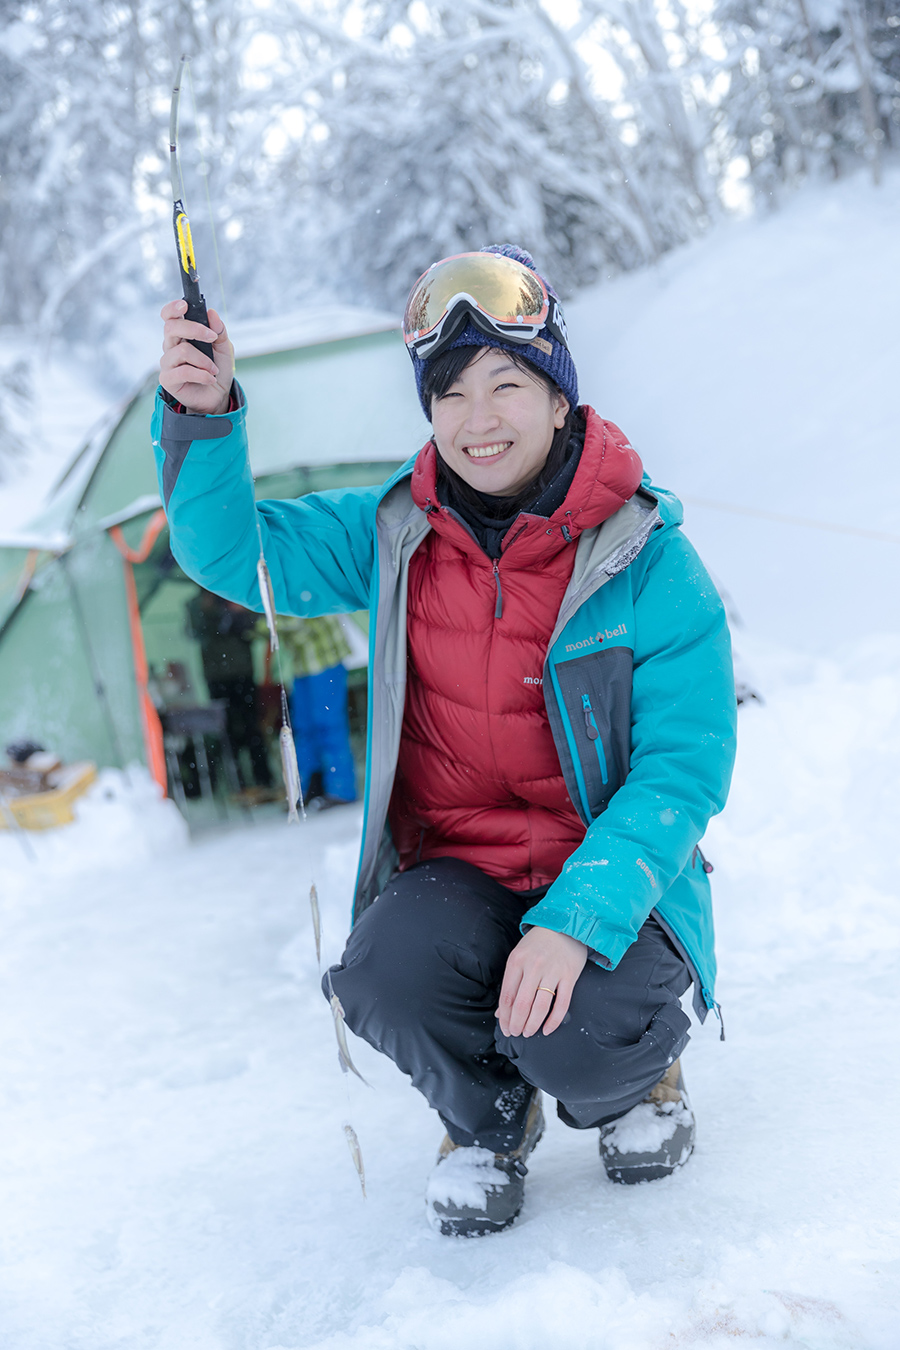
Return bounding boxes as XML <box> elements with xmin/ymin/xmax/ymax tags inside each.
<box><xmin>263</xmin><ymin>0</ymin><xmax>726</xmax><ymax>309</ymax></box>
<box><xmin>869</xmin><ymin>1</ymin><xmax>900</xmax><ymax>85</ymax></box>
<box><xmin>716</xmin><ymin>0</ymin><xmax>898</xmax><ymax>197</ymax></box>
<box><xmin>1</xmin><ymin>0</ymin><xmax>892</xmax><ymax>476</ymax></box>
<box><xmin>0</xmin><ymin>1</ymin><xmax>321</xmax><ymax>365</ymax></box>
<box><xmin>861</xmin><ymin>0</ymin><xmax>900</xmax><ymax>149</ymax></box>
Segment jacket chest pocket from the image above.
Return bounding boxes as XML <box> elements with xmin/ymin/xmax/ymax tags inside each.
<box><xmin>581</xmin><ymin>694</ymin><xmax>609</xmax><ymax>783</ymax></box>
<box><xmin>553</xmin><ymin>647</ymin><xmax>633</xmax><ymax>819</ymax></box>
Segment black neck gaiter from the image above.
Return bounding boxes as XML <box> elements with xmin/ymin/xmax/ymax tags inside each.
<box><xmin>436</xmin><ymin>410</ymin><xmax>586</xmax><ymax>560</ymax></box>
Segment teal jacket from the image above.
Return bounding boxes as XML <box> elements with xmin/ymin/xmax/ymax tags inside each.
<box><xmin>152</xmin><ymin>389</ymin><xmax>737</xmax><ymax>1023</ymax></box>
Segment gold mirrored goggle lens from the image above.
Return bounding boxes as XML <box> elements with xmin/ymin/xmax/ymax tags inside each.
<box><xmin>404</xmin><ymin>253</ymin><xmax>548</xmax><ymax>340</ymax></box>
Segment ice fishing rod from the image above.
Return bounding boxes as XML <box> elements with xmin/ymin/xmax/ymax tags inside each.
<box><xmin>165</xmin><ymin>58</ymin><xmax>369</xmax><ymax>1197</ymax></box>
<box><xmin>167</xmin><ymin>55</ymin><xmax>300</xmax><ymax>823</ymax></box>
<box><xmin>169</xmin><ymin>55</ymin><xmax>214</xmax><ymax>363</ymax></box>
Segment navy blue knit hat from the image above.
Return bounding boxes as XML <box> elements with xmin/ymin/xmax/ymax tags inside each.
<box><xmin>411</xmin><ymin>244</ymin><xmax>579</xmax><ymax>418</ymax></box>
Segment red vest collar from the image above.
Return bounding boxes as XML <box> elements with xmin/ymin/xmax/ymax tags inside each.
<box><xmin>410</xmin><ymin>407</ymin><xmax>644</xmax><ymax>561</ymax></box>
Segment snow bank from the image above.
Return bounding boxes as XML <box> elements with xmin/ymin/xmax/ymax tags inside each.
<box><xmin>708</xmin><ymin>632</ymin><xmax>900</xmax><ymax>979</ymax></box>
<box><xmin>566</xmin><ymin>166</ymin><xmax>900</xmax><ymax>654</ymax></box>
<box><xmin>299</xmin><ymin>1262</ymin><xmax>864</xmax><ymax>1350</ymax></box>
<box><xmin>0</xmin><ymin>766</ymin><xmax>188</xmax><ymax>897</ymax></box>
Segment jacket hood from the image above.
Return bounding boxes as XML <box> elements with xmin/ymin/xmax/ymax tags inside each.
<box><xmin>410</xmin><ymin>407</ymin><xmax>644</xmax><ymax>547</ymax></box>
<box><xmin>641</xmin><ymin>471</ymin><xmax>683</xmax><ymax>531</ymax></box>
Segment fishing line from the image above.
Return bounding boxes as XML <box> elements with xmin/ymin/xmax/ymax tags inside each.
<box><xmin>171</xmin><ymin>55</ymin><xmax>371</xmax><ymax>1193</ymax></box>
<box><xmin>330</xmin><ymin>975</ymin><xmax>370</xmax><ymax>1203</ymax></box>
<box><xmin>173</xmin><ymin>59</ymin><xmax>303</xmax><ymax>822</ymax></box>
<box><xmin>186</xmin><ymin>59</ymin><xmax>230</xmax><ymax>329</ymax></box>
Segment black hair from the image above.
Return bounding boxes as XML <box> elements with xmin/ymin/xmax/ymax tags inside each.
<box><xmin>422</xmin><ymin>345</ymin><xmax>578</xmax><ymax>517</ymax></box>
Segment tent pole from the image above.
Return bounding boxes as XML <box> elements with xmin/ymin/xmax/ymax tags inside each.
<box><xmin>108</xmin><ymin>515</ymin><xmax>168</xmax><ymax>795</ymax></box>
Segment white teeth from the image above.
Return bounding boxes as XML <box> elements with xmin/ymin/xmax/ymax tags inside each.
<box><xmin>465</xmin><ymin>442</ymin><xmax>511</xmax><ymax>459</ymax></box>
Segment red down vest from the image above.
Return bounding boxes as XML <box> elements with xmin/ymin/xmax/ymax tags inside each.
<box><xmin>387</xmin><ymin>407</ymin><xmax>644</xmax><ymax>891</ymax></box>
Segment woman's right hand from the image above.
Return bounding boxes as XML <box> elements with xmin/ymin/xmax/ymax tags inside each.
<box><xmin>159</xmin><ymin>299</ymin><xmax>234</xmax><ymax>415</ymax></box>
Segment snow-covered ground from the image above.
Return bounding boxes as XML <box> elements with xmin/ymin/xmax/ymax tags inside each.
<box><xmin>1</xmin><ymin>172</ymin><xmax>899</xmax><ymax>1347</ymax></box>
<box><xmin>2</xmin><ymin>639</ymin><xmax>898</xmax><ymax>1348</ymax></box>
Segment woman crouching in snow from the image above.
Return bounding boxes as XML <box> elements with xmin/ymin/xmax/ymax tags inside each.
<box><xmin>155</xmin><ymin>245</ymin><xmax>736</xmax><ymax>1237</ymax></box>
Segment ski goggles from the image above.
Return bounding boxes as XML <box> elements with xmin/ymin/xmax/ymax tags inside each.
<box><xmin>403</xmin><ymin>252</ymin><xmax>568</xmax><ymax>361</ymax></box>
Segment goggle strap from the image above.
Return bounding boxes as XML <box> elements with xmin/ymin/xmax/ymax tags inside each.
<box><xmin>409</xmin><ymin>294</ymin><xmax>572</xmax><ymax>359</ymax></box>
<box><xmin>545</xmin><ymin>296</ymin><xmax>569</xmax><ymax>349</ymax></box>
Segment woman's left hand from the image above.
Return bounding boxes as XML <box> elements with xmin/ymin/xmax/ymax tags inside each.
<box><xmin>496</xmin><ymin>927</ymin><xmax>588</xmax><ymax>1038</ymax></box>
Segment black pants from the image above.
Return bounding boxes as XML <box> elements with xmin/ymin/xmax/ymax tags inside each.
<box><xmin>327</xmin><ymin>857</ymin><xmax>692</xmax><ymax>1152</ymax></box>
<box><xmin>207</xmin><ymin>678</ymin><xmax>273</xmax><ymax>789</ymax></box>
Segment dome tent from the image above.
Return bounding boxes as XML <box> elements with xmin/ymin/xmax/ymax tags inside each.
<box><xmin>0</xmin><ymin>309</ymin><xmax>427</xmax><ymax>807</ymax></box>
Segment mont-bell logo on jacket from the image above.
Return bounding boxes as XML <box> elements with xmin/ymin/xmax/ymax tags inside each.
<box><xmin>564</xmin><ymin>624</ymin><xmax>628</xmax><ymax>654</ymax></box>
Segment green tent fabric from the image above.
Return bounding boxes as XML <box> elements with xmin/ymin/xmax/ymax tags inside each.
<box><xmin>0</xmin><ymin>313</ymin><xmax>427</xmax><ymax>786</ymax></box>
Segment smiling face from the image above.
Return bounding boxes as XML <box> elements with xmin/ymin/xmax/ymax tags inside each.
<box><xmin>430</xmin><ymin>348</ymin><xmax>570</xmax><ymax>497</ymax></box>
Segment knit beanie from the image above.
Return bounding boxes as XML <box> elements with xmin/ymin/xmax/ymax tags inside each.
<box><xmin>411</xmin><ymin>244</ymin><xmax>579</xmax><ymax>418</ymax></box>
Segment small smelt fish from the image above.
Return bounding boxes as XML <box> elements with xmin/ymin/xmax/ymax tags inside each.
<box><xmin>343</xmin><ymin>1123</ymin><xmax>366</xmax><ymax>1198</ymax></box>
<box><xmin>280</xmin><ymin>725</ymin><xmax>302</xmax><ymax>823</ymax></box>
<box><xmin>256</xmin><ymin>556</ymin><xmax>279</xmax><ymax>651</ymax></box>
<box><xmin>310</xmin><ymin>883</ymin><xmax>322</xmax><ymax>967</ymax></box>
<box><xmin>327</xmin><ymin>970</ymin><xmax>369</xmax><ymax>1085</ymax></box>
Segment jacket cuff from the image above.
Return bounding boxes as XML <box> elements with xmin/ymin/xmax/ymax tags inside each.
<box><xmin>521</xmin><ymin>897</ymin><xmax>632</xmax><ymax>970</ymax></box>
<box><xmin>160</xmin><ymin>381</ymin><xmax>243</xmax><ymax>414</ymax></box>
<box><xmin>156</xmin><ymin>391</ymin><xmax>242</xmax><ymax>508</ymax></box>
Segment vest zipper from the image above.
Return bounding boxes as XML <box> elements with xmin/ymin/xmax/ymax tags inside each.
<box><xmin>581</xmin><ymin>694</ymin><xmax>608</xmax><ymax>784</ymax></box>
<box><xmin>492</xmin><ymin>559</ymin><xmax>503</xmax><ymax>619</ymax></box>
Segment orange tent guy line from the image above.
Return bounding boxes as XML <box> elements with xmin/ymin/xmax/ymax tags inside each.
<box><xmin>108</xmin><ymin>514</ymin><xmax>168</xmax><ymax>795</ymax></box>
<box><xmin>109</xmin><ymin>509</ymin><xmax>168</xmax><ymax>564</ymax></box>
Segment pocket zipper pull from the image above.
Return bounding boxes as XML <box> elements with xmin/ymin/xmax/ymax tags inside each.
<box><xmin>581</xmin><ymin>693</ymin><xmax>599</xmax><ymax>741</ymax></box>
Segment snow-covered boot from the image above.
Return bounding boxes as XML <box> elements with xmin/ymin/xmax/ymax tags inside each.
<box><xmin>426</xmin><ymin>1090</ymin><xmax>545</xmax><ymax>1237</ymax></box>
<box><xmin>599</xmin><ymin>1059</ymin><xmax>694</xmax><ymax>1185</ymax></box>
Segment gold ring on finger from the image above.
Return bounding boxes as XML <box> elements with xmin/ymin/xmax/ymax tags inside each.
<box><xmin>538</xmin><ymin>986</ymin><xmax>556</xmax><ymax>996</ymax></box>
